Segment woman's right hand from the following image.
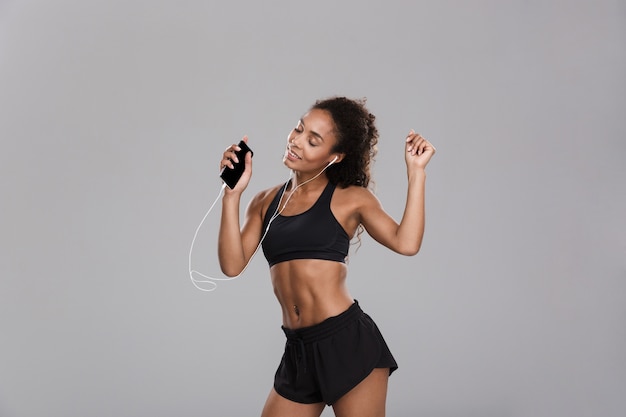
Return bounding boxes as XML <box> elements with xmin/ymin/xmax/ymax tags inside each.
<box><xmin>220</xmin><ymin>136</ymin><xmax>253</xmax><ymax>194</ymax></box>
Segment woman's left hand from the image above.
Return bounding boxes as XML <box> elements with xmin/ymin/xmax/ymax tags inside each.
<box><xmin>405</xmin><ymin>130</ymin><xmax>436</xmax><ymax>170</ymax></box>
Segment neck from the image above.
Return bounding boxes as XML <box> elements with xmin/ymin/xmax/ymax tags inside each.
<box><xmin>275</xmin><ymin>170</ymin><xmax>328</xmax><ymax>216</ymax></box>
<box><xmin>290</xmin><ymin>171</ymin><xmax>328</xmax><ymax>191</ymax></box>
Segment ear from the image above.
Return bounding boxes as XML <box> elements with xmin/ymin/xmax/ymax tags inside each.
<box><xmin>329</xmin><ymin>153</ymin><xmax>345</xmax><ymax>164</ymax></box>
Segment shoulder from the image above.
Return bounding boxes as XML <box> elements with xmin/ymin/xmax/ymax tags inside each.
<box><xmin>332</xmin><ymin>184</ymin><xmax>380</xmax><ymax>210</ymax></box>
<box><xmin>335</xmin><ymin>184</ymin><xmax>377</xmax><ymax>198</ymax></box>
<box><xmin>247</xmin><ymin>183</ymin><xmax>287</xmax><ymax>215</ymax></box>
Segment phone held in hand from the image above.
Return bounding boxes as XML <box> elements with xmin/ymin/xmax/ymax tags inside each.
<box><xmin>219</xmin><ymin>140</ymin><xmax>253</xmax><ymax>189</ymax></box>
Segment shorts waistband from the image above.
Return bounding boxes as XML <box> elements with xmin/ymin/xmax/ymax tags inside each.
<box><xmin>281</xmin><ymin>300</ymin><xmax>362</xmax><ymax>344</ymax></box>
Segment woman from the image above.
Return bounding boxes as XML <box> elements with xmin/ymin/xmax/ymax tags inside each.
<box><xmin>218</xmin><ymin>96</ymin><xmax>435</xmax><ymax>417</ymax></box>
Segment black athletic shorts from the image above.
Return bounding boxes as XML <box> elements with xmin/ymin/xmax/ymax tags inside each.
<box><xmin>273</xmin><ymin>300</ymin><xmax>398</xmax><ymax>405</ymax></box>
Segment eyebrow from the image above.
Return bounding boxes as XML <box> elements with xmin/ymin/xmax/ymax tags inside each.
<box><xmin>299</xmin><ymin>119</ymin><xmax>325</xmax><ymax>142</ymax></box>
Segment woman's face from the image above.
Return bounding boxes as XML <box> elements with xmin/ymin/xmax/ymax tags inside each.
<box><xmin>283</xmin><ymin>108</ymin><xmax>339</xmax><ymax>172</ymax></box>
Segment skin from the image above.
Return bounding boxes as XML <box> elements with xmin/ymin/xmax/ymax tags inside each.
<box><xmin>218</xmin><ymin>108</ymin><xmax>435</xmax><ymax>417</ymax></box>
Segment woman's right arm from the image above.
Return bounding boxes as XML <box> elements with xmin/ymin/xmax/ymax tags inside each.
<box><xmin>217</xmin><ymin>139</ymin><xmax>263</xmax><ymax>277</ymax></box>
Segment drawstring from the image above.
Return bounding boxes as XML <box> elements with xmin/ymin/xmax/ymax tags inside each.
<box><xmin>298</xmin><ymin>338</ymin><xmax>307</xmax><ymax>374</ymax></box>
<box><xmin>287</xmin><ymin>336</ymin><xmax>308</xmax><ymax>377</ymax></box>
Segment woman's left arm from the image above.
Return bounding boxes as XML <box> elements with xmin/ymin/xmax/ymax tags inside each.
<box><xmin>360</xmin><ymin>131</ymin><xmax>435</xmax><ymax>255</ymax></box>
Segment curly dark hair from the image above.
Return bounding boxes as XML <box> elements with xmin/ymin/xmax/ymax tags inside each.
<box><xmin>310</xmin><ymin>96</ymin><xmax>378</xmax><ymax>189</ymax></box>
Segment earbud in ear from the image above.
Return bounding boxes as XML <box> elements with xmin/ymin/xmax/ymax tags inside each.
<box><xmin>329</xmin><ymin>155</ymin><xmax>338</xmax><ymax>164</ymax></box>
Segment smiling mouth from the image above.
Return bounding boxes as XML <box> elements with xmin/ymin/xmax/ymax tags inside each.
<box><xmin>287</xmin><ymin>147</ymin><xmax>301</xmax><ymax>159</ymax></box>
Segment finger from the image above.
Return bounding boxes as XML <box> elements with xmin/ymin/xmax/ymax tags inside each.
<box><xmin>406</xmin><ymin>131</ymin><xmax>425</xmax><ymax>153</ymax></box>
<box><xmin>417</xmin><ymin>139</ymin><xmax>429</xmax><ymax>156</ymax></box>
<box><xmin>406</xmin><ymin>131</ymin><xmax>418</xmax><ymax>152</ymax></box>
<box><xmin>220</xmin><ymin>157</ymin><xmax>233</xmax><ymax>170</ymax></box>
<box><xmin>410</xmin><ymin>136</ymin><xmax>425</xmax><ymax>155</ymax></box>
<box><xmin>224</xmin><ymin>145</ymin><xmax>241</xmax><ymax>164</ymax></box>
<box><xmin>221</xmin><ymin>148</ymin><xmax>238</xmax><ymax>169</ymax></box>
<box><xmin>228</xmin><ymin>135</ymin><xmax>248</xmax><ymax>164</ymax></box>
<box><xmin>223</xmin><ymin>142</ymin><xmax>242</xmax><ymax>153</ymax></box>
<box><xmin>417</xmin><ymin>136</ymin><xmax>431</xmax><ymax>155</ymax></box>
<box><xmin>221</xmin><ymin>154</ymin><xmax>236</xmax><ymax>168</ymax></box>
<box><xmin>244</xmin><ymin>149</ymin><xmax>253</xmax><ymax>169</ymax></box>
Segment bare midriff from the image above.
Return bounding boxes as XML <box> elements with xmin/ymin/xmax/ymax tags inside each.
<box><xmin>270</xmin><ymin>259</ymin><xmax>354</xmax><ymax>329</ymax></box>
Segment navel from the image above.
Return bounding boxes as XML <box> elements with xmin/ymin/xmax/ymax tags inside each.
<box><xmin>293</xmin><ymin>305</ymin><xmax>300</xmax><ymax>316</ymax></box>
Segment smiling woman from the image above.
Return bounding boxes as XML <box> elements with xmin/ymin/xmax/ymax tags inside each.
<box><xmin>217</xmin><ymin>96</ymin><xmax>435</xmax><ymax>417</ymax></box>
<box><xmin>1</xmin><ymin>1</ymin><xmax>624</xmax><ymax>416</ymax></box>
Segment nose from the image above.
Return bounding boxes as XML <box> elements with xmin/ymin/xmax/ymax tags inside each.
<box><xmin>289</xmin><ymin>132</ymin><xmax>301</xmax><ymax>147</ymax></box>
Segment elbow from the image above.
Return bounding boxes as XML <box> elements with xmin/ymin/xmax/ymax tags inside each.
<box><xmin>221</xmin><ymin>270</ymin><xmax>237</xmax><ymax>278</ymax></box>
<box><xmin>397</xmin><ymin>240</ymin><xmax>422</xmax><ymax>256</ymax></box>
<box><xmin>219</xmin><ymin>264</ymin><xmax>242</xmax><ymax>278</ymax></box>
<box><xmin>218</xmin><ymin>258</ymin><xmax>243</xmax><ymax>277</ymax></box>
<box><xmin>400</xmin><ymin>247</ymin><xmax>420</xmax><ymax>256</ymax></box>
<box><xmin>218</xmin><ymin>250</ymin><xmax>245</xmax><ymax>277</ymax></box>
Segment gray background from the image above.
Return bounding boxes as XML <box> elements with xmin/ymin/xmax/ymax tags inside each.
<box><xmin>1</xmin><ymin>0</ymin><xmax>624</xmax><ymax>416</ymax></box>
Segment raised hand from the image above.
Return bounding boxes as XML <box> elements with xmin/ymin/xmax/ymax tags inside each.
<box><xmin>220</xmin><ymin>136</ymin><xmax>253</xmax><ymax>193</ymax></box>
<box><xmin>405</xmin><ymin>130</ymin><xmax>435</xmax><ymax>170</ymax></box>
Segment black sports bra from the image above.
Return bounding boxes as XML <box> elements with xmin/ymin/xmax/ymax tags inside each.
<box><xmin>261</xmin><ymin>181</ymin><xmax>350</xmax><ymax>266</ymax></box>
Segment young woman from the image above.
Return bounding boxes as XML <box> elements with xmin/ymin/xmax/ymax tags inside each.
<box><xmin>218</xmin><ymin>97</ymin><xmax>435</xmax><ymax>417</ymax></box>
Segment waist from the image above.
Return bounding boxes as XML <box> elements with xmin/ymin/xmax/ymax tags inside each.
<box><xmin>281</xmin><ymin>300</ymin><xmax>362</xmax><ymax>343</ymax></box>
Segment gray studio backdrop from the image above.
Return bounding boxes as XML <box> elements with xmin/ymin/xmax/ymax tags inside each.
<box><xmin>1</xmin><ymin>1</ymin><xmax>624</xmax><ymax>416</ymax></box>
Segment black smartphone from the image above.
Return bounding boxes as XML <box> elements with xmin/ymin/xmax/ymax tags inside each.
<box><xmin>219</xmin><ymin>140</ymin><xmax>253</xmax><ymax>189</ymax></box>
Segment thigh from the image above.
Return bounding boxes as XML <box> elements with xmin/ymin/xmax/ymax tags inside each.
<box><xmin>331</xmin><ymin>368</ymin><xmax>389</xmax><ymax>417</ymax></box>
<box><xmin>261</xmin><ymin>388</ymin><xmax>325</xmax><ymax>417</ymax></box>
